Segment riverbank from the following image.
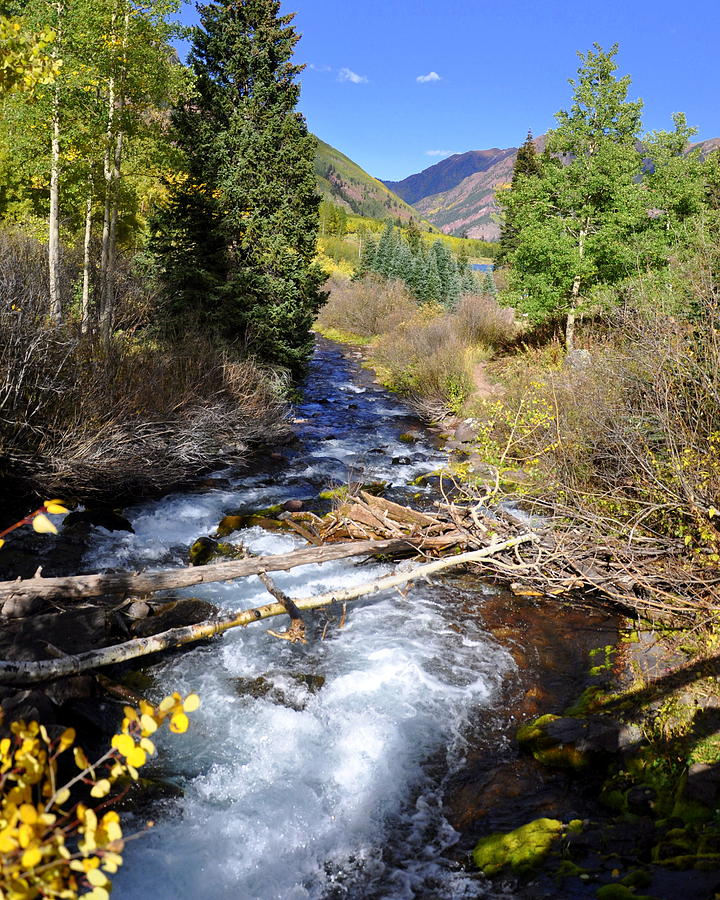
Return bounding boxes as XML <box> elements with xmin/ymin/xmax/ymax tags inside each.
<box><xmin>2</xmin><ymin>335</ymin><xmax>719</xmax><ymax>899</ymax></box>
<box><xmin>313</xmin><ymin>334</ymin><xmax>720</xmax><ymax>897</ymax></box>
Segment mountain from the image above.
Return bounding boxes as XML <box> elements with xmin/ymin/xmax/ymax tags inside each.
<box><xmin>393</xmin><ymin>133</ymin><xmax>718</xmax><ymax>242</ymax></box>
<box><xmin>391</xmin><ymin>143</ymin><xmax>535</xmax><ymax>241</ymax></box>
<box><xmin>690</xmin><ymin>137</ymin><xmax>720</xmax><ymax>157</ymax></box>
<box><xmin>383</xmin><ymin>148</ymin><xmax>516</xmax><ymax>207</ymax></box>
<box><xmin>314</xmin><ymin>138</ymin><xmax>426</xmax><ymax>225</ymax></box>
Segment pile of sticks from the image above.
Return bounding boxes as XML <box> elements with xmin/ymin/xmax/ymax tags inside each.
<box><xmin>0</xmin><ymin>489</ymin><xmax>716</xmax><ymax>684</ymax></box>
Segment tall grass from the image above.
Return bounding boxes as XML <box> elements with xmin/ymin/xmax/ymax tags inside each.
<box><xmin>317</xmin><ymin>275</ymin><xmax>517</xmax><ymax>418</ymax></box>
<box><xmin>0</xmin><ymin>232</ymin><xmax>290</xmax><ymax>506</ymax></box>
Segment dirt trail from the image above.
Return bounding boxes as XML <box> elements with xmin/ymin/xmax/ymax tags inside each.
<box><xmin>470</xmin><ymin>360</ymin><xmax>504</xmax><ymax>402</ymax></box>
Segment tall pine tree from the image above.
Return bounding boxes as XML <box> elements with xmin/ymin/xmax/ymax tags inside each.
<box><xmin>151</xmin><ymin>0</ymin><xmax>325</xmax><ymax>376</ymax></box>
<box><xmin>497</xmin><ymin>130</ymin><xmax>542</xmax><ymax>264</ymax></box>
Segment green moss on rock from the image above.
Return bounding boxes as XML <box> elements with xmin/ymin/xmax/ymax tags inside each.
<box><xmin>471</xmin><ymin>818</ymin><xmax>564</xmax><ymax>876</ymax></box>
<box><xmin>596</xmin><ymin>885</ymin><xmax>658</xmax><ymax>900</ymax></box>
<box><xmin>516</xmin><ymin>714</ymin><xmax>590</xmax><ymax>770</ymax></box>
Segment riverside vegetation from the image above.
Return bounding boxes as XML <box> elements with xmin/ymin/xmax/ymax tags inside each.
<box><xmin>0</xmin><ymin>0</ymin><xmax>323</xmax><ymax>511</ymax></box>
<box><xmin>317</xmin><ymin>45</ymin><xmax>720</xmax><ymax>896</ymax></box>
<box><xmin>4</xmin><ymin>7</ymin><xmax>720</xmax><ymax>896</ymax></box>
<box><xmin>0</xmin><ymin>2</ymin><xmax>322</xmax><ymax>896</ymax></box>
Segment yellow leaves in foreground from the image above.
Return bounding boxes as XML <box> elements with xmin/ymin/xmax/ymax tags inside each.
<box><xmin>31</xmin><ymin>513</ymin><xmax>56</xmax><ymax>534</ymax></box>
<box><xmin>0</xmin><ymin>692</ymin><xmax>199</xmax><ymax>899</ymax></box>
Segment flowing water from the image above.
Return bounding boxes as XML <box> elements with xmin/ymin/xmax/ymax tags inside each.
<box><xmin>80</xmin><ymin>338</ymin><xmax>519</xmax><ymax>899</ymax></box>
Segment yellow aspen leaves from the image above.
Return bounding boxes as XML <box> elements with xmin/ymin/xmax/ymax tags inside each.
<box><xmin>73</xmin><ymin>746</ymin><xmax>89</xmax><ymax>770</ymax></box>
<box><xmin>183</xmin><ymin>693</ymin><xmax>201</xmax><ymax>712</ymax></box>
<box><xmin>57</xmin><ymin>727</ymin><xmax>75</xmax><ymax>752</ymax></box>
<box><xmin>140</xmin><ymin>713</ymin><xmax>158</xmax><ymax>734</ymax></box>
<box><xmin>0</xmin><ymin>690</ymin><xmax>199</xmax><ymax>899</ymax></box>
<box><xmin>111</xmin><ymin>733</ymin><xmax>135</xmax><ymax>756</ymax></box>
<box><xmin>31</xmin><ymin>513</ymin><xmax>57</xmax><ymax>534</ymax></box>
<box><xmin>125</xmin><ymin>746</ymin><xmax>146</xmax><ymax>768</ymax></box>
<box><xmin>20</xmin><ymin>845</ymin><xmax>42</xmax><ymax>868</ymax></box>
<box><xmin>53</xmin><ymin>787</ymin><xmax>70</xmax><ymax>805</ymax></box>
<box><xmin>43</xmin><ymin>500</ymin><xmax>69</xmax><ymax>514</ymax></box>
<box><xmin>89</xmin><ymin>779</ymin><xmax>111</xmax><ymax>798</ymax></box>
<box><xmin>169</xmin><ymin>711</ymin><xmax>189</xmax><ymax>734</ymax></box>
<box><xmin>18</xmin><ymin>804</ymin><xmax>37</xmax><ymax>824</ymax></box>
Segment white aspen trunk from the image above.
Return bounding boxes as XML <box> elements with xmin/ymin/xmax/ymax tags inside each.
<box><xmin>566</xmin><ymin>228</ymin><xmax>588</xmax><ymax>352</ymax></box>
<box><xmin>99</xmin><ymin>4</ymin><xmax>129</xmax><ymax>338</ymax></box>
<box><xmin>48</xmin><ymin>80</ymin><xmax>61</xmax><ymax>323</ymax></box>
<box><xmin>81</xmin><ymin>183</ymin><xmax>93</xmax><ymax>334</ymax></box>
<box><xmin>99</xmin><ymin>70</ymin><xmax>115</xmax><ymax>331</ymax></box>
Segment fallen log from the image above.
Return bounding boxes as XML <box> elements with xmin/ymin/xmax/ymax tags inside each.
<box><xmin>0</xmin><ymin>535</ymin><xmax>537</xmax><ymax>684</ymax></box>
<box><xmin>0</xmin><ymin>536</ymin><xmax>464</xmax><ymax>612</ymax></box>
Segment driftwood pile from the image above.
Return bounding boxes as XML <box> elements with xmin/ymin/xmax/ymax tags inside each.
<box><xmin>0</xmin><ymin>490</ymin><xmax>715</xmax><ymax>687</ymax></box>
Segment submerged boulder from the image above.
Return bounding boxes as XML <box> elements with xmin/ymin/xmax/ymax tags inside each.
<box><xmin>215</xmin><ymin>505</ymin><xmax>291</xmax><ymax>537</ymax></box>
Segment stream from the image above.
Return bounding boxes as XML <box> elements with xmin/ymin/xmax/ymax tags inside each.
<box><xmin>75</xmin><ymin>337</ymin><xmax>613</xmax><ymax>899</ymax></box>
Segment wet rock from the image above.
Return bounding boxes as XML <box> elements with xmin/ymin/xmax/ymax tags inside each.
<box><xmin>185</xmin><ymin>477</ymin><xmax>232</xmax><ymax>493</ymax></box>
<box><xmin>290</xmin><ymin>672</ymin><xmax>325</xmax><ymax>693</ymax></box>
<box><xmin>63</xmin><ymin>506</ymin><xmax>134</xmax><ymax>533</ymax></box>
<box><xmin>467</xmin><ymin>456</ymin><xmax>498</xmax><ymax>480</ymax></box>
<box><xmin>392</xmin><ymin>456</ymin><xmax>412</xmax><ymax>465</ymax></box>
<box><xmin>216</xmin><ymin>515</ymin><xmax>245</xmax><ymax>537</ymax></box>
<box><xmin>282</xmin><ymin>499</ymin><xmax>304</xmax><ymax>512</ymax></box>
<box><xmin>0</xmin><ymin>608</ymin><xmax>110</xmax><ymax>661</ymax></box>
<box><xmin>231</xmin><ymin>675</ymin><xmax>274</xmax><ymax>700</ymax></box>
<box><xmin>116</xmin><ymin>774</ymin><xmax>184</xmax><ymax>813</ymax></box>
<box><xmin>626</xmin><ymin>785</ymin><xmax>657</xmax><ymax>815</ymax></box>
<box><xmin>125</xmin><ymin>600</ymin><xmax>151</xmax><ymax>620</ymax></box>
<box><xmin>216</xmin><ymin>506</ymin><xmax>290</xmax><ymax>537</ymax></box>
<box><xmin>518</xmin><ymin>714</ymin><xmax>639</xmax><ymax>769</ymax></box>
<box><xmin>44</xmin><ymin>676</ymin><xmax>96</xmax><ymax>706</ymax></box>
<box><xmin>189</xmin><ymin>536</ymin><xmax>220</xmax><ymax>566</ymax></box>
<box><xmin>2</xmin><ymin>689</ymin><xmax>56</xmax><ymax>726</ymax></box>
<box><xmin>132</xmin><ymin>599</ymin><xmax>216</xmax><ymax>638</ymax></box>
<box><xmin>399</xmin><ymin>430</ymin><xmax>421</xmax><ymax>444</ymax></box>
<box><xmin>501</xmin><ymin>469</ymin><xmax>533</xmax><ymax>486</ymax></box>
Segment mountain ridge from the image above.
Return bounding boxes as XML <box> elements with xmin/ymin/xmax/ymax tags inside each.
<box><xmin>383</xmin><ymin>148</ymin><xmax>517</xmax><ymax>206</ymax></box>
<box><xmin>391</xmin><ymin>134</ymin><xmax>718</xmax><ymax>241</ymax></box>
<box><xmin>314</xmin><ymin>138</ymin><xmax>427</xmax><ymax>226</ymax></box>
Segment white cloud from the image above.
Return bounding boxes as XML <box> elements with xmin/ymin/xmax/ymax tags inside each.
<box><xmin>338</xmin><ymin>67</ymin><xmax>368</xmax><ymax>84</ymax></box>
<box><xmin>425</xmin><ymin>150</ymin><xmax>456</xmax><ymax>157</ymax></box>
<box><xmin>308</xmin><ymin>63</ymin><xmax>332</xmax><ymax>73</ymax></box>
<box><xmin>417</xmin><ymin>71</ymin><xmax>442</xmax><ymax>83</ymax></box>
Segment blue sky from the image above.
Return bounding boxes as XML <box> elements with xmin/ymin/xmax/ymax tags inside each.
<box><xmin>177</xmin><ymin>0</ymin><xmax>720</xmax><ymax>182</ymax></box>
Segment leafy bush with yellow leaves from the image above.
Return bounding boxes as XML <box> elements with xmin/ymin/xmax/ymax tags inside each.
<box><xmin>0</xmin><ymin>501</ymin><xmax>199</xmax><ymax>898</ymax></box>
<box><xmin>0</xmin><ymin>692</ymin><xmax>200</xmax><ymax>899</ymax></box>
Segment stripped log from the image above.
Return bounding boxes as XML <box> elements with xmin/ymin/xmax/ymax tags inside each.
<box><xmin>0</xmin><ymin>536</ymin><xmax>466</xmax><ymax>611</ymax></box>
<box><xmin>0</xmin><ymin>535</ymin><xmax>537</xmax><ymax>684</ymax></box>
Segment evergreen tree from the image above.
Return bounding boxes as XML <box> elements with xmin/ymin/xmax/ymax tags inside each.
<box><xmin>373</xmin><ymin>223</ymin><xmax>397</xmax><ymax>278</ymax></box>
<box><xmin>152</xmin><ymin>0</ymin><xmax>325</xmax><ymax>376</ymax></box>
<box><xmin>354</xmin><ymin>231</ymin><xmax>377</xmax><ymax>279</ymax></box>
<box><xmin>483</xmin><ymin>272</ymin><xmax>497</xmax><ymax>296</ymax></box>
<box><xmin>423</xmin><ymin>251</ymin><xmax>443</xmax><ymax>304</ymax></box>
<box><xmin>405</xmin><ymin>217</ymin><xmax>422</xmax><ymax>254</ymax></box>
<box><xmin>498</xmin><ymin>130</ymin><xmax>542</xmax><ymax>263</ymax></box>
<box><xmin>394</xmin><ymin>239</ymin><xmax>414</xmax><ymax>284</ymax></box>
